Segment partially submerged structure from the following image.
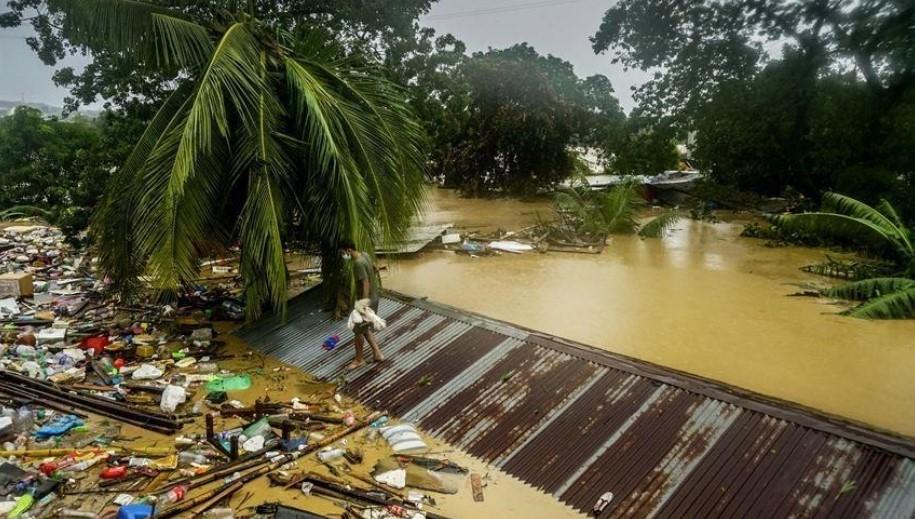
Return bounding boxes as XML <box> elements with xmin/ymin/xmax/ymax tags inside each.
<box><xmin>240</xmin><ymin>290</ymin><xmax>915</xmax><ymax>518</ymax></box>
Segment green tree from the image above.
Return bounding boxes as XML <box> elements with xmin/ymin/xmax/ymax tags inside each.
<box><xmin>592</xmin><ymin>0</ymin><xmax>915</xmax><ymax>206</ymax></box>
<box><xmin>44</xmin><ymin>0</ymin><xmax>426</xmax><ymax>321</ymax></box>
<box><xmin>0</xmin><ymin>106</ymin><xmax>116</xmax><ymax>239</ymax></box>
<box><xmin>1</xmin><ymin>0</ymin><xmax>436</xmax><ymax>112</ymax></box>
<box><xmin>612</xmin><ymin>114</ymin><xmax>679</xmax><ymax>176</ymax></box>
<box><xmin>440</xmin><ymin>44</ymin><xmax>626</xmax><ymax>195</ymax></box>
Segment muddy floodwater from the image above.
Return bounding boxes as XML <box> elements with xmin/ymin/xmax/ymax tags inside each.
<box><xmin>384</xmin><ymin>188</ymin><xmax>915</xmax><ymax>438</ymax></box>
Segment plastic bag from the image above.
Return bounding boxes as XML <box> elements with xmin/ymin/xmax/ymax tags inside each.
<box><xmin>160</xmin><ymin>385</ymin><xmax>187</xmax><ymax>413</ymax></box>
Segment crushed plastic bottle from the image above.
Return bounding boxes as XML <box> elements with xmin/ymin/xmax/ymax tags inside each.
<box><xmin>158</xmin><ymin>485</ymin><xmax>186</xmax><ymax>506</ymax></box>
<box><xmin>178</xmin><ymin>451</ymin><xmax>209</xmax><ymax>466</ymax></box>
<box><xmin>202</xmin><ymin>508</ymin><xmax>234</xmax><ymax>519</ymax></box>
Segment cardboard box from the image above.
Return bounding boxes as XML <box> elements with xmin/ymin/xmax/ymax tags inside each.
<box><xmin>0</xmin><ymin>272</ymin><xmax>33</xmax><ymax>297</ymax></box>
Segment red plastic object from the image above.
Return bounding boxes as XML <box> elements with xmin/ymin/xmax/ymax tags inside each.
<box><xmin>113</xmin><ymin>358</ymin><xmax>125</xmax><ymax>370</ymax></box>
<box><xmin>100</xmin><ymin>465</ymin><xmax>128</xmax><ymax>479</ymax></box>
<box><xmin>80</xmin><ymin>336</ymin><xmax>110</xmax><ymax>355</ymax></box>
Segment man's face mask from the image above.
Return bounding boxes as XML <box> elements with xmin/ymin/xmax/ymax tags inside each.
<box><xmin>341</xmin><ymin>252</ymin><xmax>352</xmax><ymax>261</ymax></box>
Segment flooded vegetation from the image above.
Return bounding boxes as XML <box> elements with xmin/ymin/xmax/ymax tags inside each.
<box><xmin>385</xmin><ymin>189</ymin><xmax>915</xmax><ymax>437</ymax></box>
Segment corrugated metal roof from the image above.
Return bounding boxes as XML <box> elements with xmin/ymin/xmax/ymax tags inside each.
<box><xmin>238</xmin><ymin>290</ymin><xmax>915</xmax><ymax>518</ymax></box>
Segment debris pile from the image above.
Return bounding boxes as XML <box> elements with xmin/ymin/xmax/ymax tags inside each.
<box><xmin>431</xmin><ymin>224</ymin><xmax>603</xmax><ymax>257</ymax></box>
<box><xmin>0</xmin><ymin>225</ymin><xmax>468</xmax><ymax>518</ymax></box>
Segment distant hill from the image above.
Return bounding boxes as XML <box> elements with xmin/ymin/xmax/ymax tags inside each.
<box><xmin>0</xmin><ymin>100</ymin><xmax>101</xmax><ymax>119</ymax></box>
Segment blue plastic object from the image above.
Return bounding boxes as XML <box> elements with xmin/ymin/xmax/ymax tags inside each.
<box><xmin>117</xmin><ymin>503</ymin><xmax>153</xmax><ymax>519</ymax></box>
<box><xmin>35</xmin><ymin>414</ymin><xmax>84</xmax><ymax>439</ymax></box>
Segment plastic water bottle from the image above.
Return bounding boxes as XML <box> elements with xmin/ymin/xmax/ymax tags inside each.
<box><xmin>159</xmin><ymin>485</ymin><xmax>186</xmax><ymax>506</ymax></box>
<box><xmin>178</xmin><ymin>452</ymin><xmax>209</xmax><ymax>466</ymax></box>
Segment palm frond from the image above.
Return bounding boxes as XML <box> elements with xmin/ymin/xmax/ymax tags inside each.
<box><xmin>0</xmin><ymin>206</ymin><xmax>52</xmax><ymax>220</ymax></box>
<box><xmin>134</xmin><ymin>23</ymin><xmax>265</xmax><ymax>291</ymax></box>
<box><xmin>843</xmin><ymin>286</ymin><xmax>915</xmax><ymax>319</ymax></box>
<box><xmin>553</xmin><ymin>187</ymin><xmax>589</xmax><ymax>222</ymax></box>
<box><xmin>234</xmin><ymin>51</ymin><xmax>290</xmax><ymax>320</ymax></box>
<box><xmin>639</xmin><ymin>210</ymin><xmax>681</xmax><ymax>238</ymax></box>
<box><xmin>824</xmin><ymin>277</ymin><xmax>915</xmax><ymax>301</ymax></box>
<box><xmin>773</xmin><ymin>213</ymin><xmax>903</xmax><ymax>253</ymax></box>
<box><xmin>304</xmin><ymin>58</ymin><xmax>427</xmax><ymax>247</ymax></box>
<box><xmin>599</xmin><ymin>183</ymin><xmax>644</xmax><ymax>234</ymax></box>
<box><xmin>875</xmin><ymin>199</ymin><xmax>906</xmax><ymax>229</ymax></box>
<box><xmin>90</xmin><ymin>84</ymin><xmax>192</xmax><ymax>297</ymax></box>
<box><xmin>821</xmin><ymin>192</ymin><xmax>901</xmax><ymax>233</ymax></box>
<box><xmin>48</xmin><ymin>0</ymin><xmax>213</xmax><ymax>68</ymax></box>
<box><xmin>284</xmin><ymin>57</ymin><xmax>426</xmax><ymax>254</ymax></box>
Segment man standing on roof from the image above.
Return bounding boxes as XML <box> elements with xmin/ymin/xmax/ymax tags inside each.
<box><xmin>339</xmin><ymin>239</ymin><xmax>385</xmax><ymax>369</ymax></box>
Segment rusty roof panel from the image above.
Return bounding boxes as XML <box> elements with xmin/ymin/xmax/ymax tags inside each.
<box><xmin>238</xmin><ymin>291</ymin><xmax>915</xmax><ymax>518</ymax></box>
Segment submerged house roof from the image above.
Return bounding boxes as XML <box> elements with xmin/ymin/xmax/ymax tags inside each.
<box><xmin>239</xmin><ymin>290</ymin><xmax>915</xmax><ymax>518</ymax></box>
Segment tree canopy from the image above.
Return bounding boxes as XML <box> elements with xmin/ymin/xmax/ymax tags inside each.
<box><xmin>437</xmin><ymin>44</ymin><xmax>628</xmax><ymax>195</ymax></box>
<box><xmin>593</xmin><ymin>0</ymin><xmax>915</xmax><ymax>213</ymax></box>
<box><xmin>0</xmin><ymin>0</ymin><xmax>435</xmax><ymax>112</ymax></box>
<box><xmin>0</xmin><ymin>106</ymin><xmax>133</xmax><ymax>240</ymax></box>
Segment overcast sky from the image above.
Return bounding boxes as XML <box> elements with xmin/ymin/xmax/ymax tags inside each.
<box><xmin>0</xmin><ymin>0</ymin><xmax>646</xmax><ymax>112</ymax></box>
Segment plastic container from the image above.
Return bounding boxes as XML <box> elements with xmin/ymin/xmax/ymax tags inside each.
<box><xmin>178</xmin><ymin>452</ymin><xmax>209</xmax><ymax>466</ymax></box>
<box><xmin>241</xmin><ymin>418</ymin><xmax>272</xmax><ymax>439</ymax></box>
<box><xmin>80</xmin><ymin>336</ymin><xmax>109</xmax><ymax>355</ymax></box>
<box><xmin>100</xmin><ymin>466</ymin><xmax>128</xmax><ymax>479</ymax></box>
<box><xmin>135</xmin><ymin>345</ymin><xmax>154</xmax><ymax>359</ymax></box>
<box><xmin>160</xmin><ymin>385</ymin><xmax>187</xmax><ymax>413</ymax></box>
<box><xmin>205</xmin><ymin>374</ymin><xmax>251</xmax><ymax>392</ymax></box>
<box><xmin>317</xmin><ymin>448</ymin><xmax>345</xmax><ymax>462</ymax></box>
<box><xmin>158</xmin><ymin>485</ymin><xmax>186</xmax><ymax>507</ymax></box>
<box><xmin>116</xmin><ymin>503</ymin><xmax>153</xmax><ymax>519</ymax></box>
<box><xmin>7</xmin><ymin>494</ymin><xmax>33</xmax><ymax>519</ymax></box>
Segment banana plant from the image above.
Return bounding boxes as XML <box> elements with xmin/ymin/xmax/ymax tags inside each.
<box><xmin>774</xmin><ymin>193</ymin><xmax>915</xmax><ymax>318</ymax></box>
<box><xmin>50</xmin><ymin>0</ymin><xmax>427</xmax><ymax>320</ymax></box>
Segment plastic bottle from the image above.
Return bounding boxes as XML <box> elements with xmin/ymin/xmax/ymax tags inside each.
<box><xmin>202</xmin><ymin>508</ymin><xmax>234</xmax><ymax>519</ymax></box>
<box><xmin>15</xmin><ymin>345</ymin><xmax>36</xmax><ymax>359</ymax></box>
<box><xmin>222</xmin><ymin>472</ymin><xmax>241</xmax><ymax>485</ymax></box>
<box><xmin>7</xmin><ymin>494</ymin><xmax>34</xmax><ymax>519</ymax></box>
<box><xmin>13</xmin><ymin>408</ymin><xmax>33</xmax><ymax>434</ymax></box>
<box><xmin>241</xmin><ymin>418</ymin><xmax>271</xmax><ymax>439</ymax></box>
<box><xmin>178</xmin><ymin>452</ymin><xmax>208</xmax><ymax>466</ymax></box>
<box><xmin>370</xmin><ymin>415</ymin><xmax>389</xmax><ymax>429</ymax></box>
<box><xmin>128</xmin><ymin>457</ymin><xmax>151</xmax><ymax>467</ymax></box>
<box><xmin>158</xmin><ymin>485</ymin><xmax>186</xmax><ymax>506</ymax></box>
<box><xmin>63</xmin><ymin>457</ymin><xmax>102</xmax><ymax>472</ymax></box>
<box><xmin>317</xmin><ymin>448</ymin><xmax>345</xmax><ymax>462</ymax></box>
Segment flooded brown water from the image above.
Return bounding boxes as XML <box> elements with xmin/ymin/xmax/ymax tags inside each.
<box><xmin>384</xmin><ymin>189</ymin><xmax>915</xmax><ymax>438</ymax></box>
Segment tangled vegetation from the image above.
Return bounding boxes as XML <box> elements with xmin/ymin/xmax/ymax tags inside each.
<box><xmin>774</xmin><ymin>193</ymin><xmax>914</xmax><ymax>319</ymax></box>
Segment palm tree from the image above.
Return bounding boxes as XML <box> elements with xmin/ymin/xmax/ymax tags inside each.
<box><xmin>58</xmin><ymin>0</ymin><xmax>426</xmax><ymax>319</ymax></box>
<box><xmin>554</xmin><ymin>181</ymin><xmax>680</xmax><ymax>239</ymax></box>
<box><xmin>774</xmin><ymin>193</ymin><xmax>915</xmax><ymax>318</ymax></box>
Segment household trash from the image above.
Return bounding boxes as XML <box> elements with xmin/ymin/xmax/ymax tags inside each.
<box><xmin>35</xmin><ymin>414</ymin><xmax>83</xmax><ymax>439</ymax></box>
<box><xmin>460</xmin><ymin>239</ymin><xmax>487</xmax><ymax>255</ymax></box>
<box><xmin>373</xmin><ymin>467</ymin><xmax>407</xmax><ymax>489</ymax></box>
<box><xmin>131</xmin><ymin>363</ymin><xmax>164</xmax><ymax>380</ymax></box>
<box><xmin>0</xmin><ymin>221</ymin><xmax>482</xmax><ymax>519</ymax></box>
<box><xmin>440</xmin><ymin>233</ymin><xmax>462</xmax><ymax>245</ymax></box>
<box><xmin>160</xmin><ymin>385</ymin><xmax>188</xmax><ymax>413</ymax></box>
<box><xmin>206</xmin><ymin>374</ymin><xmax>252</xmax><ymax>392</ymax></box>
<box><xmin>487</xmin><ymin>240</ymin><xmax>534</xmax><ymax>253</ymax></box>
<box><xmin>379</xmin><ymin>424</ymin><xmax>427</xmax><ymax>453</ymax></box>
<box><xmin>346</xmin><ymin>298</ymin><xmax>386</xmax><ymax>332</ymax></box>
<box><xmin>322</xmin><ymin>334</ymin><xmax>341</xmax><ymax>351</ymax></box>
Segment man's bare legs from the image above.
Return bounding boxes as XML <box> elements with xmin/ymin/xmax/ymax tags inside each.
<box><xmin>365</xmin><ymin>330</ymin><xmax>385</xmax><ymax>362</ymax></box>
<box><xmin>348</xmin><ymin>331</ymin><xmax>385</xmax><ymax>369</ymax></box>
